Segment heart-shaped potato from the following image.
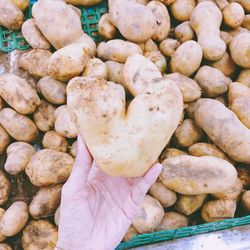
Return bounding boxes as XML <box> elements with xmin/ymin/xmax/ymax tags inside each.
<box><xmin>67</xmin><ymin>59</ymin><xmax>183</xmax><ymax>177</ymax></box>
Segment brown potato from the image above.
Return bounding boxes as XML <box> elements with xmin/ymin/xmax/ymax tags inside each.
<box><xmin>0</xmin><ymin>73</ymin><xmax>40</xmax><ymax>115</ymax></box>
<box><xmin>185</xmin><ymin>101</ymin><xmax>197</xmax><ymax>120</ymax></box>
<box><xmin>0</xmin><ymin>201</ymin><xmax>29</xmax><ymax>236</ymax></box>
<box><xmin>241</xmin><ymin>190</ymin><xmax>250</xmax><ymax>212</ymax></box>
<box><xmin>144</xmin><ymin>39</ymin><xmax>159</xmax><ymax>52</ymax></box>
<box><xmin>0</xmin><ymin>244</ymin><xmax>12</xmax><ymax>250</ymax></box>
<box><xmin>155</xmin><ymin>212</ymin><xmax>188</xmax><ymax>231</ymax></box>
<box><xmin>228</xmin><ymin>81</ymin><xmax>250</xmax><ymax>105</ymax></box>
<box><xmin>123</xmin><ymin>225</ymin><xmax>138</xmax><ymax>242</ymax></box>
<box><xmin>10</xmin><ymin>0</ymin><xmax>29</xmax><ymax>11</ymax></box>
<box><xmin>159</xmin><ymin>38</ymin><xmax>180</xmax><ymax>57</ymax></box>
<box><xmin>105</xmin><ymin>61</ymin><xmax>124</xmax><ymax>85</ymax></box>
<box><xmin>22</xmin><ymin>220</ymin><xmax>58</xmax><ymax>250</ymax></box>
<box><xmin>33</xmin><ymin>100</ymin><xmax>55</xmax><ymax>132</ymax></box>
<box><xmin>242</xmin><ymin>14</ymin><xmax>250</xmax><ymax>29</ymax></box>
<box><xmin>65</xmin><ymin>0</ymin><xmax>102</xmax><ymax>6</ymax></box>
<box><xmin>174</xmin><ymin>21</ymin><xmax>195</xmax><ymax>43</ymax></box>
<box><xmin>0</xmin><ymin>108</ymin><xmax>38</xmax><ymax>143</ymax></box>
<box><xmin>37</xmin><ymin>76</ymin><xmax>67</xmax><ymax>105</ymax></box>
<box><xmin>0</xmin><ymin>208</ymin><xmax>6</xmax><ymax>242</ymax></box>
<box><xmin>220</xmin><ymin>30</ymin><xmax>233</xmax><ymax>45</ymax></box>
<box><xmin>82</xmin><ymin>58</ymin><xmax>108</xmax><ymax>79</ymax></box>
<box><xmin>69</xmin><ymin>141</ymin><xmax>77</xmax><ymax>158</ymax></box>
<box><xmin>237</xmin><ymin>166</ymin><xmax>250</xmax><ymax>188</ymax></box>
<box><xmin>201</xmin><ymin>200</ymin><xmax>237</xmax><ymax>222</ymax></box>
<box><xmin>4</xmin><ymin>142</ymin><xmax>35</xmax><ymax>175</ymax></box>
<box><xmin>42</xmin><ymin>131</ymin><xmax>68</xmax><ymax>153</ymax></box>
<box><xmin>132</xmin><ymin>195</ymin><xmax>164</xmax><ymax>233</ymax></box>
<box><xmin>54</xmin><ymin>105</ymin><xmax>77</xmax><ymax>139</ymax></box>
<box><xmin>237</xmin><ymin>69</ymin><xmax>250</xmax><ymax>88</ymax></box>
<box><xmin>144</xmin><ymin>51</ymin><xmax>167</xmax><ymax>73</ymax></box>
<box><xmin>0</xmin><ymin>97</ymin><xmax>3</xmax><ymax>111</ymax></box>
<box><xmin>0</xmin><ymin>171</ymin><xmax>10</xmax><ymax>206</ymax></box>
<box><xmin>171</xmin><ymin>0</ymin><xmax>196</xmax><ymax>22</ymax></box>
<box><xmin>98</xmin><ymin>13</ymin><xmax>117</xmax><ymax>40</ymax></box>
<box><xmin>26</xmin><ymin>149</ymin><xmax>74</xmax><ymax>187</ymax></box>
<box><xmin>160</xmin><ymin>148</ymin><xmax>187</xmax><ymax>163</ymax></box>
<box><xmin>0</xmin><ymin>125</ymin><xmax>10</xmax><ymax>155</ymax></box>
<box><xmin>29</xmin><ymin>185</ymin><xmax>62</xmax><ymax>219</ymax></box>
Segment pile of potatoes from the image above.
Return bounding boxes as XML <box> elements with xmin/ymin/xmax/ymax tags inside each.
<box><xmin>0</xmin><ymin>0</ymin><xmax>250</xmax><ymax>248</ymax></box>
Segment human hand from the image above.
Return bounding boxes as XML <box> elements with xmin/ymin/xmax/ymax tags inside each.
<box><xmin>56</xmin><ymin>135</ymin><xmax>162</xmax><ymax>250</ymax></box>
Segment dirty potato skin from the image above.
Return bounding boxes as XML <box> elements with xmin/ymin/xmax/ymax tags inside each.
<box><xmin>82</xmin><ymin>58</ymin><xmax>108</xmax><ymax>79</ymax></box>
<box><xmin>0</xmin><ymin>208</ymin><xmax>6</xmax><ymax>242</ymax></box>
<box><xmin>22</xmin><ymin>220</ymin><xmax>58</xmax><ymax>250</ymax></box>
<box><xmin>170</xmin><ymin>0</ymin><xmax>196</xmax><ymax>22</ymax></box>
<box><xmin>0</xmin><ymin>125</ymin><xmax>10</xmax><ymax>155</ymax></box>
<box><xmin>69</xmin><ymin>141</ymin><xmax>77</xmax><ymax>158</ymax></box>
<box><xmin>0</xmin><ymin>171</ymin><xmax>11</xmax><ymax>206</ymax></box>
<box><xmin>0</xmin><ymin>243</ymin><xmax>12</xmax><ymax>250</ymax></box>
<box><xmin>98</xmin><ymin>13</ymin><xmax>117</xmax><ymax>40</ymax></box>
<box><xmin>25</xmin><ymin>149</ymin><xmax>74</xmax><ymax>187</ymax></box>
<box><xmin>42</xmin><ymin>131</ymin><xmax>68</xmax><ymax>152</ymax></box>
<box><xmin>241</xmin><ymin>190</ymin><xmax>250</xmax><ymax>212</ymax></box>
<box><xmin>144</xmin><ymin>51</ymin><xmax>167</xmax><ymax>74</ymax></box>
<box><xmin>105</xmin><ymin>61</ymin><xmax>124</xmax><ymax>85</ymax></box>
<box><xmin>159</xmin><ymin>38</ymin><xmax>180</xmax><ymax>57</ymax></box>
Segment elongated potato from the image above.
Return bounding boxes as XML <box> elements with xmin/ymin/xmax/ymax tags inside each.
<box><xmin>241</xmin><ymin>190</ymin><xmax>250</xmax><ymax>212</ymax></box>
<box><xmin>0</xmin><ymin>201</ymin><xmax>29</xmax><ymax>236</ymax></box>
<box><xmin>37</xmin><ymin>76</ymin><xmax>67</xmax><ymax>105</ymax></box>
<box><xmin>0</xmin><ymin>244</ymin><xmax>12</xmax><ymax>250</ymax></box>
<box><xmin>228</xmin><ymin>82</ymin><xmax>250</xmax><ymax>105</ymax></box>
<box><xmin>0</xmin><ymin>171</ymin><xmax>11</xmax><ymax>206</ymax></box>
<box><xmin>160</xmin><ymin>155</ymin><xmax>237</xmax><ymax>195</ymax></box>
<box><xmin>0</xmin><ymin>125</ymin><xmax>10</xmax><ymax>155</ymax></box>
<box><xmin>170</xmin><ymin>40</ymin><xmax>202</xmax><ymax>76</ymax></box>
<box><xmin>26</xmin><ymin>149</ymin><xmax>74</xmax><ymax>186</ymax></box>
<box><xmin>4</xmin><ymin>142</ymin><xmax>35</xmax><ymax>175</ymax></box>
<box><xmin>159</xmin><ymin>38</ymin><xmax>180</xmax><ymax>57</ymax></box>
<box><xmin>42</xmin><ymin>131</ymin><xmax>68</xmax><ymax>152</ymax></box>
<box><xmin>0</xmin><ymin>208</ymin><xmax>6</xmax><ymax>242</ymax></box>
<box><xmin>105</xmin><ymin>61</ymin><xmax>124</xmax><ymax>85</ymax></box>
<box><xmin>123</xmin><ymin>225</ymin><xmax>138</xmax><ymax>242</ymax></box>
<box><xmin>0</xmin><ymin>73</ymin><xmax>40</xmax><ymax>115</ymax></box>
<box><xmin>82</xmin><ymin>58</ymin><xmax>107</xmax><ymax>79</ymax></box>
<box><xmin>29</xmin><ymin>185</ymin><xmax>62</xmax><ymax>219</ymax></box>
<box><xmin>98</xmin><ymin>13</ymin><xmax>116</xmax><ymax>40</ymax></box>
<box><xmin>237</xmin><ymin>69</ymin><xmax>250</xmax><ymax>87</ymax></box>
<box><xmin>0</xmin><ymin>108</ymin><xmax>38</xmax><ymax>143</ymax></box>
<box><xmin>22</xmin><ymin>220</ymin><xmax>58</xmax><ymax>250</ymax></box>
<box><xmin>194</xmin><ymin>99</ymin><xmax>250</xmax><ymax>163</ymax></box>
<box><xmin>144</xmin><ymin>51</ymin><xmax>167</xmax><ymax>73</ymax></box>
<box><xmin>160</xmin><ymin>148</ymin><xmax>187</xmax><ymax>163</ymax></box>
<box><xmin>174</xmin><ymin>21</ymin><xmax>195</xmax><ymax>43</ymax></box>
<box><xmin>97</xmin><ymin>40</ymin><xmax>143</xmax><ymax>63</ymax></box>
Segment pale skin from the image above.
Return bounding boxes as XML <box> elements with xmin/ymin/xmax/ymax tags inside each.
<box><xmin>56</xmin><ymin>135</ymin><xmax>162</xmax><ymax>250</ymax></box>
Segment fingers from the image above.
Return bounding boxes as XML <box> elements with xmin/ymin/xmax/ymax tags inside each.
<box><xmin>132</xmin><ymin>163</ymin><xmax>163</xmax><ymax>205</ymax></box>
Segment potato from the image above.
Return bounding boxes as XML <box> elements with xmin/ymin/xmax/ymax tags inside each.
<box><xmin>54</xmin><ymin>105</ymin><xmax>77</xmax><ymax>139</ymax></box>
<box><xmin>97</xmin><ymin>40</ymin><xmax>143</xmax><ymax>63</ymax></box>
<box><xmin>98</xmin><ymin>13</ymin><xmax>116</xmax><ymax>40</ymax></box>
<box><xmin>194</xmin><ymin>99</ymin><xmax>250</xmax><ymax>163</ymax></box>
<box><xmin>19</xmin><ymin>49</ymin><xmax>52</xmax><ymax>78</ymax></box>
<box><xmin>149</xmin><ymin>181</ymin><xmax>177</xmax><ymax>207</ymax></box>
<box><xmin>0</xmin><ymin>201</ymin><xmax>29</xmax><ymax>236</ymax></box>
<box><xmin>0</xmin><ymin>108</ymin><xmax>38</xmax><ymax>143</ymax></box>
<box><xmin>0</xmin><ymin>125</ymin><xmax>10</xmax><ymax>155</ymax></box>
<box><xmin>69</xmin><ymin>141</ymin><xmax>77</xmax><ymax>158</ymax></box>
<box><xmin>42</xmin><ymin>131</ymin><xmax>68</xmax><ymax>153</ymax></box>
<box><xmin>82</xmin><ymin>58</ymin><xmax>107</xmax><ymax>79</ymax></box>
<box><xmin>159</xmin><ymin>38</ymin><xmax>180</xmax><ymax>57</ymax></box>
<box><xmin>242</xmin><ymin>14</ymin><xmax>250</xmax><ymax>29</ymax></box>
<box><xmin>144</xmin><ymin>51</ymin><xmax>167</xmax><ymax>73</ymax></box>
<box><xmin>220</xmin><ymin>30</ymin><xmax>233</xmax><ymax>45</ymax></box>
<box><xmin>170</xmin><ymin>40</ymin><xmax>202</xmax><ymax>77</ymax></box>
<box><xmin>170</xmin><ymin>0</ymin><xmax>196</xmax><ymax>22</ymax></box>
<box><xmin>0</xmin><ymin>244</ymin><xmax>12</xmax><ymax>250</ymax></box>
<box><xmin>194</xmin><ymin>66</ymin><xmax>231</xmax><ymax>97</ymax></box>
<box><xmin>37</xmin><ymin>76</ymin><xmax>66</xmax><ymax>105</ymax></box>
<box><xmin>105</xmin><ymin>61</ymin><xmax>124</xmax><ymax>85</ymax></box>
<box><xmin>160</xmin><ymin>155</ymin><xmax>237</xmax><ymax>195</ymax></box>
<box><xmin>201</xmin><ymin>200</ymin><xmax>236</xmax><ymax>222</ymax></box>
<box><xmin>144</xmin><ymin>39</ymin><xmax>158</xmax><ymax>52</ymax></box>
<box><xmin>21</xmin><ymin>19</ymin><xmax>51</xmax><ymax>50</ymax></box>
<box><xmin>26</xmin><ymin>149</ymin><xmax>74</xmax><ymax>186</ymax></box>
<box><xmin>165</xmin><ymin>73</ymin><xmax>201</xmax><ymax>103</ymax></box>
<box><xmin>54</xmin><ymin>206</ymin><xmax>60</xmax><ymax>227</ymax></box>
<box><xmin>22</xmin><ymin>220</ymin><xmax>58</xmax><ymax>250</ymax></box>
<box><xmin>228</xmin><ymin>81</ymin><xmax>250</xmax><ymax>105</ymax></box>
<box><xmin>123</xmin><ymin>225</ymin><xmax>138</xmax><ymax>242</ymax></box>
<box><xmin>0</xmin><ymin>97</ymin><xmax>3</xmax><ymax>111</ymax></box>
<box><xmin>0</xmin><ymin>0</ymin><xmax>24</xmax><ymax>30</ymax></box>
<box><xmin>174</xmin><ymin>21</ymin><xmax>195</xmax><ymax>43</ymax></box>
<box><xmin>155</xmin><ymin>212</ymin><xmax>188</xmax><ymax>231</ymax></box>
<box><xmin>65</xmin><ymin>0</ymin><xmax>102</xmax><ymax>5</ymax></box>
<box><xmin>29</xmin><ymin>184</ymin><xmax>62</xmax><ymax>219</ymax></box>
<box><xmin>237</xmin><ymin>166</ymin><xmax>250</xmax><ymax>188</ymax></box>
<box><xmin>190</xmin><ymin>2</ymin><xmax>226</xmax><ymax>61</ymax></box>
<box><xmin>229</xmin><ymin>32</ymin><xmax>250</xmax><ymax>68</ymax></box>
<box><xmin>174</xmin><ymin>119</ymin><xmax>204</xmax><ymax>147</ymax></box>
<box><xmin>132</xmin><ymin>195</ymin><xmax>164</xmax><ymax>233</ymax></box>
<box><xmin>0</xmin><ymin>171</ymin><xmax>10</xmax><ymax>206</ymax></box>
<box><xmin>67</xmin><ymin>75</ymin><xmax>183</xmax><ymax>177</ymax></box>
<box><xmin>160</xmin><ymin>148</ymin><xmax>187</xmax><ymax>163</ymax></box>
<box><xmin>0</xmin><ymin>73</ymin><xmax>40</xmax><ymax>115</ymax></box>
<box><xmin>237</xmin><ymin>69</ymin><xmax>250</xmax><ymax>87</ymax></box>
<box><xmin>212</xmin><ymin>178</ymin><xmax>243</xmax><ymax>201</ymax></box>
<box><xmin>175</xmin><ymin>194</ymin><xmax>207</xmax><ymax>216</ymax></box>
<box><xmin>0</xmin><ymin>209</ymin><xmax>6</xmax><ymax>242</ymax></box>
<box><xmin>4</xmin><ymin>142</ymin><xmax>35</xmax><ymax>175</ymax></box>
<box><xmin>241</xmin><ymin>190</ymin><xmax>250</xmax><ymax>212</ymax></box>
<box><xmin>147</xmin><ymin>1</ymin><xmax>170</xmax><ymax>41</ymax></box>
<box><xmin>109</xmin><ymin>1</ymin><xmax>157</xmax><ymax>43</ymax></box>
<box><xmin>32</xmin><ymin>0</ymin><xmax>83</xmax><ymax>49</ymax></box>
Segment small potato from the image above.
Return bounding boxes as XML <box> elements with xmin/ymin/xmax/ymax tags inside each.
<box><xmin>0</xmin><ymin>171</ymin><xmax>10</xmax><ymax>206</ymax></box>
<box><xmin>165</xmin><ymin>73</ymin><xmax>201</xmax><ymax>103</ymax></box>
<box><xmin>132</xmin><ymin>195</ymin><xmax>164</xmax><ymax>233</ymax></box>
<box><xmin>22</xmin><ymin>220</ymin><xmax>58</xmax><ymax>250</ymax></box>
<box><xmin>175</xmin><ymin>194</ymin><xmax>207</xmax><ymax>216</ymax></box>
<box><xmin>19</xmin><ymin>49</ymin><xmax>52</xmax><ymax>78</ymax></box>
<box><xmin>241</xmin><ymin>190</ymin><xmax>250</xmax><ymax>212</ymax></box>
<box><xmin>123</xmin><ymin>225</ymin><xmax>138</xmax><ymax>242</ymax></box>
<box><xmin>105</xmin><ymin>61</ymin><xmax>124</xmax><ymax>85</ymax></box>
<box><xmin>242</xmin><ymin>14</ymin><xmax>250</xmax><ymax>29</ymax></box>
<box><xmin>228</xmin><ymin>81</ymin><xmax>250</xmax><ymax>105</ymax></box>
<box><xmin>0</xmin><ymin>201</ymin><xmax>29</xmax><ymax>236</ymax></box>
<box><xmin>144</xmin><ymin>51</ymin><xmax>167</xmax><ymax>73</ymax></box>
<box><xmin>29</xmin><ymin>185</ymin><xmax>62</xmax><ymax>219</ymax></box>
<box><xmin>174</xmin><ymin>21</ymin><xmax>195</xmax><ymax>43</ymax></box>
<box><xmin>174</xmin><ymin>119</ymin><xmax>204</xmax><ymax>147</ymax></box>
<box><xmin>170</xmin><ymin>0</ymin><xmax>196</xmax><ymax>22</ymax></box>
<box><xmin>149</xmin><ymin>181</ymin><xmax>177</xmax><ymax>207</ymax></box>
<box><xmin>4</xmin><ymin>142</ymin><xmax>35</xmax><ymax>175</ymax></box>
<box><xmin>160</xmin><ymin>148</ymin><xmax>187</xmax><ymax>163</ymax></box>
<box><xmin>155</xmin><ymin>212</ymin><xmax>188</xmax><ymax>231</ymax></box>
<box><xmin>194</xmin><ymin>66</ymin><xmax>231</xmax><ymax>97</ymax></box>
<box><xmin>0</xmin><ymin>125</ymin><xmax>10</xmax><ymax>155</ymax></box>
<box><xmin>238</xmin><ymin>167</ymin><xmax>250</xmax><ymax>188</ymax></box>
<box><xmin>144</xmin><ymin>39</ymin><xmax>159</xmax><ymax>52</ymax></box>
<box><xmin>97</xmin><ymin>40</ymin><xmax>143</xmax><ymax>63</ymax></box>
<box><xmin>0</xmin><ymin>108</ymin><xmax>38</xmax><ymax>143</ymax></box>
<box><xmin>82</xmin><ymin>58</ymin><xmax>108</xmax><ymax>79</ymax></box>
<box><xmin>170</xmin><ymin>40</ymin><xmax>202</xmax><ymax>77</ymax></box>
<box><xmin>237</xmin><ymin>69</ymin><xmax>250</xmax><ymax>88</ymax></box>
<box><xmin>54</xmin><ymin>206</ymin><xmax>60</xmax><ymax>227</ymax></box>
<box><xmin>69</xmin><ymin>141</ymin><xmax>77</xmax><ymax>158</ymax></box>
<box><xmin>37</xmin><ymin>76</ymin><xmax>67</xmax><ymax>105</ymax></box>
<box><xmin>201</xmin><ymin>200</ymin><xmax>237</xmax><ymax>222</ymax></box>
<box><xmin>26</xmin><ymin>149</ymin><xmax>74</xmax><ymax>187</ymax></box>
<box><xmin>160</xmin><ymin>155</ymin><xmax>237</xmax><ymax>195</ymax></box>
<box><xmin>42</xmin><ymin>131</ymin><xmax>68</xmax><ymax>153</ymax></box>
<box><xmin>0</xmin><ymin>73</ymin><xmax>40</xmax><ymax>115</ymax></box>
<box><xmin>98</xmin><ymin>14</ymin><xmax>116</xmax><ymax>40</ymax></box>
<box><xmin>0</xmin><ymin>244</ymin><xmax>12</xmax><ymax>250</ymax></box>
<box><xmin>21</xmin><ymin>19</ymin><xmax>51</xmax><ymax>50</ymax></box>
<box><xmin>0</xmin><ymin>208</ymin><xmax>6</xmax><ymax>242</ymax></box>
<box><xmin>159</xmin><ymin>38</ymin><xmax>180</xmax><ymax>57</ymax></box>
<box><xmin>33</xmin><ymin>100</ymin><xmax>55</xmax><ymax>132</ymax></box>
<box><xmin>54</xmin><ymin>105</ymin><xmax>77</xmax><ymax>138</ymax></box>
